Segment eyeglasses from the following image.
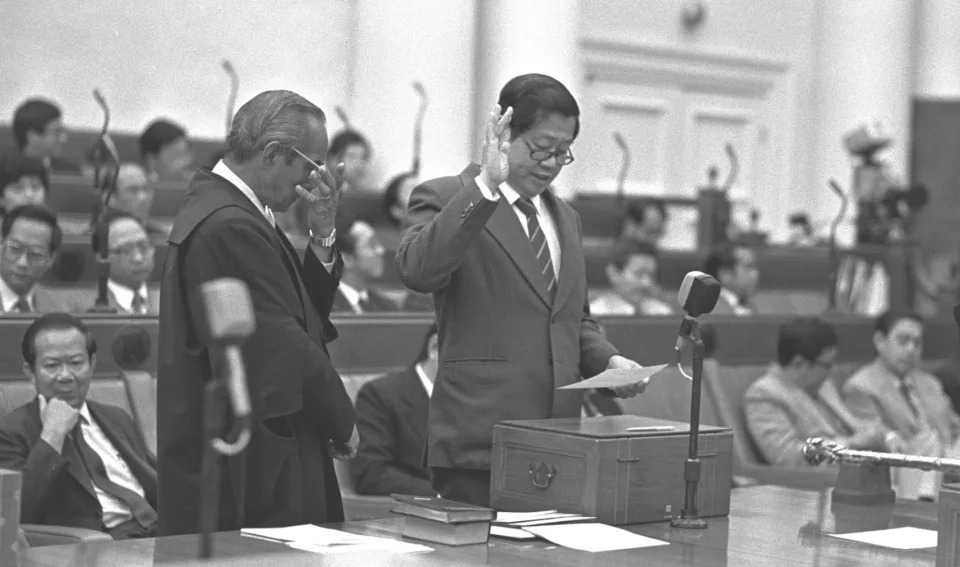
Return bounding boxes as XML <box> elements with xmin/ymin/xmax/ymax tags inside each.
<box><xmin>290</xmin><ymin>147</ymin><xmax>324</xmax><ymax>173</ymax></box>
<box><xmin>109</xmin><ymin>241</ymin><xmax>155</xmax><ymax>259</ymax></box>
<box><xmin>2</xmin><ymin>241</ymin><xmax>49</xmax><ymax>265</ymax></box>
<box><xmin>518</xmin><ymin>133</ymin><xmax>575</xmax><ymax>166</ymax></box>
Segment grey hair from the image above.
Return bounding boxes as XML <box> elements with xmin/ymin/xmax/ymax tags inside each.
<box><xmin>226</xmin><ymin>90</ymin><xmax>326</xmax><ymax>163</ymax></box>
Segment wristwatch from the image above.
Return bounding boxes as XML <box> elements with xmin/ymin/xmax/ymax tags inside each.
<box><xmin>309</xmin><ymin>228</ymin><xmax>337</xmax><ymax>247</ymax></box>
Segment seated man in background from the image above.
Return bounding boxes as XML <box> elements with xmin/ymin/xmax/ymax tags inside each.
<box><xmin>350</xmin><ymin>324</ymin><xmax>438</xmax><ymax>496</ymax></box>
<box><xmin>327</xmin><ymin>130</ymin><xmax>371</xmax><ymax>192</ymax></box>
<box><xmin>0</xmin><ymin>205</ymin><xmax>69</xmax><ymax>314</ymax></box>
<box><xmin>108</xmin><ymin>163</ymin><xmax>164</xmax><ymax>236</ymax></box>
<box><xmin>0</xmin><ymin>313</ymin><xmax>157</xmax><ymax>538</ymax></box>
<box><xmin>590</xmin><ymin>237</ymin><xmax>674</xmax><ymax>316</ymax></box>
<box><xmin>0</xmin><ymin>154</ymin><xmax>47</xmax><ymax>214</ymax></box>
<box><xmin>745</xmin><ymin>317</ymin><xmax>894</xmax><ymax>466</ymax></box>
<box><xmin>84</xmin><ymin>210</ymin><xmax>157</xmax><ymax>314</ymax></box>
<box><xmin>618</xmin><ymin>199</ymin><xmax>667</xmax><ymax>245</ymax></box>
<box><xmin>843</xmin><ymin>311</ymin><xmax>960</xmax><ymax>499</ymax></box>
<box><xmin>702</xmin><ymin>242</ymin><xmax>759</xmax><ymax>316</ymax></box>
<box><xmin>140</xmin><ymin>119</ymin><xmax>194</xmax><ymax>183</ymax></box>
<box><xmin>332</xmin><ymin>219</ymin><xmax>398</xmax><ymax>314</ymax></box>
<box><xmin>786</xmin><ymin>212</ymin><xmax>816</xmax><ymax>247</ymax></box>
<box><xmin>12</xmin><ymin>98</ymin><xmax>80</xmax><ymax>174</ymax></box>
<box><xmin>383</xmin><ymin>172</ymin><xmax>419</xmax><ymax>228</ymax></box>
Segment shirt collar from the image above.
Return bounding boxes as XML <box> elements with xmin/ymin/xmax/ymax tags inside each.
<box><xmin>0</xmin><ymin>275</ymin><xmax>34</xmax><ymax>313</ymax></box>
<box><xmin>212</xmin><ymin>160</ymin><xmax>275</xmax><ymax>228</ymax></box>
<box><xmin>108</xmin><ymin>280</ymin><xmax>148</xmax><ymax>312</ymax></box>
<box><xmin>415</xmin><ymin>362</ymin><xmax>433</xmax><ymax>397</ymax></box>
<box><xmin>37</xmin><ymin>395</ymin><xmax>91</xmax><ymax>423</ymax></box>
<box><xmin>720</xmin><ymin>287</ymin><xmax>752</xmax><ymax>314</ymax></box>
<box><xmin>500</xmin><ymin>182</ymin><xmax>545</xmax><ymax>212</ymax></box>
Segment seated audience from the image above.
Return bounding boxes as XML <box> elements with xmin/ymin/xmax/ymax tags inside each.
<box><xmin>0</xmin><ymin>313</ymin><xmax>157</xmax><ymax>538</ymax></box>
<box><xmin>332</xmin><ymin>219</ymin><xmax>398</xmax><ymax>314</ymax></box>
<box><xmin>0</xmin><ymin>205</ymin><xmax>70</xmax><ymax>313</ymax></box>
<box><xmin>843</xmin><ymin>311</ymin><xmax>960</xmax><ymax>499</ymax></box>
<box><xmin>591</xmin><ymin>238</ymin><xmax>674</xmax><ymax>316</ymax></box>
<box><xmin>702</xmin><ymin>243</ymin><xmax>759</xmax><ymax>316</ymax></box>
<box><xmin>85</xmin><ymin>210</ymin><xmax>157</xmax><ymax>314</ymax></box>
<box><xmin>107</xmin><ymin>163</ymin><xmax>164</xmax><ymax>236</ymax></box>
<box><xmin>0</xmin><ymin>155</ymin><xmax>47</xmax><ymax>214</ymax></box>
<box><xmin>350</xmin><ymin>323</ymin><xmax>438</xmax><ymax>496</ymax></box>
<box><xmin>140</xmin><ymin>119</ymin><xmax>194</xmax><ymax>183</ymax></box>
<box><xmin>12</xmin><ymin>99</ymin><xmax>80</xmax><ymax>174</ymax></box>
<box><xmin>618</xmin><ymin>199</ymin><xmax>667</xmax><ymax>244</ymax></box>
<box><xmin>383</xmin><ymin>172</ymin><xmax>419</xmax><ymax>228</ymax></box>
<box><xmin>745</xmin><ymin>317</ymin><xmax>894</xmax><ymax>466</ymax></box>
<box><xmin>787</xmin><ymin>212</ymin><xmax>816</xmax><ymax>247</ymax></box>
<box><xmin>328</xmin><ymin>130</ymin><xmax>371</xmax><ymax>192</ymax></box>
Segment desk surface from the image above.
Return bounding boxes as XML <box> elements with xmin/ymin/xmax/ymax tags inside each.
<box><xmin>22</xmin><ymin>485</ymin><xmax>937</xmax><ymax>566</ymax></box>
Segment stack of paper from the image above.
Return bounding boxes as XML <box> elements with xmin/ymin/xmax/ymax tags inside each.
<box><xmin>491</xmin><ymin>510</ymin><xmax>597</xmax><ymax>541</ymax></box>
<box><xmin>242</xmin><ymin>524</ymin><xmax>432</xmax><ymax>554</ymax></box>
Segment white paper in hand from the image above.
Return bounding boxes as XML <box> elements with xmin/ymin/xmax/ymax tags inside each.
<box><xmin>558</xmin><ymin>364</ymin><xmax>669</xmax><ymax>390</ymax></box>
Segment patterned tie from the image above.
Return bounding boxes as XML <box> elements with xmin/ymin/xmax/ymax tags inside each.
<box><xmin>514</xmin><ymin>198</ymin><xmax>556</xmax><ymax>300</ymax></box>
<box><xmin>899</xmin><ymin>379</ymin><xmax>921</xmax><ymax>420</ymax></box>
<box><xmin>72</xmin><ymin>421</ymin><xmax>157</xmax><ymax>531</ymax></box>
<box><xmin>13</xmin><ymin>297</ymin><xmax>30</xmax><ymax>314</ymax></box>
<box><xmin>131</xmin><ymin>293</ymin><xmax>146</xmax><ymax>315</ymax></box>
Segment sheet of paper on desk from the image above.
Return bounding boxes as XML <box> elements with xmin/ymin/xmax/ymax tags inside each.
<box><xmin>494</xmin><ymin>510</ymin><xmax>558</xmax><ymax>524</ymax></box>
<box><xmin>242</xmin><ymin>524</ymin><xmax>432</xmax><ymax>553</ymax></box>
<box><xmin>523</xmin><ymin>523</ymin><xmax>668</xmax><ymax>552</ymax></box>
<box><xmin>558</xmin><ymin>364</ymin><xmax>669</xmax><ymax>390</ymax></box>
<box><xmin>828</xmin><ymin>527</ymin><xmax>937</xmax><ymax>550</ymax></box>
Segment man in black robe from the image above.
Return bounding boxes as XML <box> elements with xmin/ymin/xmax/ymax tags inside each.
<box><xmin>157</xmin><ymin>90</ymin><xmax>357</xmax><ymax>535</ymax></box>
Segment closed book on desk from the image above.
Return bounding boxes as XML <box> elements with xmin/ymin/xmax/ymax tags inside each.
<box><xmin>490</xmin><ymin>415</ymin><xmax>733</xmax><ymax>525</ymax></box>
<box><xmin>391</xmin><ymin>494</ymin><xmax>495</xmax><ymax>523</ymax></box>
<box><xmin>400</xmin><ymin>515</ymin><xmax>490</xmax><ymax>546</ymax></box>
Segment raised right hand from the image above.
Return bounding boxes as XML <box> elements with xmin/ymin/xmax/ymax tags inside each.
<box><xmin>479</xmin><ymin>104</ymin><xmax>513</xmax><ymax>189</ymax></box>
<box><xmin>40</xmin><ymin>398</ymin><xmax>80</xmax><ymax>453</ymax></box>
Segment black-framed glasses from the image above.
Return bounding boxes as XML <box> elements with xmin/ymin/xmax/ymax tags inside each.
<box><xmin>519</xmin><ymin>133</ymin><xmax>575</xmax><ymax>166</ymax></box>
<box><xmin>2</xmin><ymin>240</ymin><xmax>49</xmax><ymax>265</ymax></box>
<box><xmin>109</xmin><ymin>241</ymin><xmax>155</xmax><ymax>259</ymax></box>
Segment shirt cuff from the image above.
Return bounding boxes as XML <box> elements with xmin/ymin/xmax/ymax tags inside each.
<box><xmin>474</xmin><ymin>176</ymin><xmax>500</xmax><ymax>202</ymax></box>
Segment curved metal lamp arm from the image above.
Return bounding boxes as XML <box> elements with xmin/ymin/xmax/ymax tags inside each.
<box><xmin>613</xmin><ymin>132</ymin><xmax>630</xmax><ymax>206</ymax></box>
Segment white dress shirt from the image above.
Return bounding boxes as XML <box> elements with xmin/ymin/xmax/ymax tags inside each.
<box><xmin>38</xmin><ymin>397</ymin><xmax>146</xmax><ymax>529</ymax></box>
<box><xmin>337</xmin><ymin>282</ymin><xmax>368</xmax><ymax>314</ymax></box>
<box><xmin>0</xmin><ymin>276</ymin><xmax>34</xmax><ymax>313</ymax></box>
<box><xmin>108</xmin><ymin>280</ymin><xmax>148</xmax><ymax>314</ymax></box>
<box><xmin>415</xmin><ymin>362</ymin><xmax>434</xmax><ymax>398</ymax></box>
<box><xmin>475</xmin><ymin>177</ymin><xmax>561</xmax><ymax>279</ymax></box>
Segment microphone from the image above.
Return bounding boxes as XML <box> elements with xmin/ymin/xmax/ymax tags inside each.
<box><xmin>111</xmin><ymin>325</ymin><xmax>152</xmax><ymax>370</ymax></box>
<box><xmin>675</xmin><ymin>271</ymin><xmax>721</xmax><ymax>353</ymax></box>
<box><xmin>93</xmin><ymin>89</ymin><xmax>120</xmax><ymax>165</ymax></box>
<box><xmin>613</xmin><ymin>132</ymin><xmax>630</xmax><ymax>207</ymax></box>
<box><xmin>201</xmin><ymin>278</ymin><xmax>255</xmax><ymax>455</ymax></box>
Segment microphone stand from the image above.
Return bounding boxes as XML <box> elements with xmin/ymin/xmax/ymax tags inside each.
<box><xmin>827</xmin><ymin>180</ymin><xmax>849</xmax><ymax>313</ymax></box>
<box><xmin>89</xmin><ymin>89</ymin><xmax>119</xmax><ymax>314</ymax></box>
<box><xmin>199</xmin><ymin>375</ymin><xmax>226</xmax><ymax>558</ymax></box>
<box><xmin>671</xmin><ymin>316</ymin><xmax>708</xmax><ymax>529</ymax></box>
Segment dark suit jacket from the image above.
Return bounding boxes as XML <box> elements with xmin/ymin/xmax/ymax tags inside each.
<box><xmin>0</xmin><ymin>398</ymin><xmax>156</xmax><ymax>532</ymax></box>
<box><xmin>396</xmin><ymin>164</ymin><xmax>618</xmax><ymax>470</ymax></box>
<box><xmin>349</xmin><ymin>368</ymin><xmax>434</xmax><ymax>496</ymax></box>
<box><xmin>157</xmin><ymin>169</ymin><xmax>355</xmax><ymax>535</ymax></box>
<box><xmin>331</xmin><ymin>286</ymin><xmax>400</xmax><ymax>314</ymax></box>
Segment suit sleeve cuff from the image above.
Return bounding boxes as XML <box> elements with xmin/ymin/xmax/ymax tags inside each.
<box><xmin>474</xmin><ymin>176</ymin><xmax>501</xmax><ymax>202</ymax></box>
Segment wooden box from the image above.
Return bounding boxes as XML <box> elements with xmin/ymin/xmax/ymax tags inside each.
<box><xmin>0</xmin><ymin>469</ymin><xmax>21</xmax><ymax>565</ymax></box>
<box><xmin>490</xmin><ymin>415</ymin><xmax>733</xmax><ymax>525</ymax></box>
<box><xmin>938</xmin><ymin>482</ymin><xmax>960</xmax><ymax>567</ymax></box>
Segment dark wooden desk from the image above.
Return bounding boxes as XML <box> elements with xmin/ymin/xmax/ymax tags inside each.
<box><xmin>22</xmin><ymin>486</ymin><xmax>937</xmax><ymax>566</ymax></box>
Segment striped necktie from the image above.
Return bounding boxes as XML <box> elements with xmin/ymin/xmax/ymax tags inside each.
<box><xmin>515</xmin><ymin>197</ymin><xmax>556</xmax><ymax>301</ymax></box>
<box><xmin>131</xmin><ymin>293</ymin><xmax>146</xmax><ymax>314</ymax></box>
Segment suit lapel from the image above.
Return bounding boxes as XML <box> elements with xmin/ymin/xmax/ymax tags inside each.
<box><xmin>88</xmin><ymin>403</ymin><xmax>157</xmax><ymax>501</ymax></box>
<box><xmin>542</xmin><ymin>192</ymin><xmax>580</xmax><ymax>311</ymax></box>
<box><xmin>398</xmin><ymin>369</ymin><xmax>429</xmax><ymax>446</ymax></box>
<box><xmin>485</xmin><ymin>199</ymin><xmax>551</xmax><ymax>308</ymax></box>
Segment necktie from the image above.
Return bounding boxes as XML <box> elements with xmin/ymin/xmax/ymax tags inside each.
<box><xmin>357</xmin><ymin>290</ymin><xmax>370</xmax><ymax>314</ymax></box>
<box><xmin>514</xmin><ymin>198</ymin><xmax>556</xmax><ymax>300</ymax></box>
<box><xmin>131</xmin><ymin>293</ymin><xmax>146</xmax><ymax>314</ymax></box>
<box><xmin>899</xmin><ymin>379</ymin><xmax>921</xmax><ymax>420</ymax></box>
<box><xmin>72</xmin><ymin>422</ymin><xmax>157</xmax><ymax>531</ymax></box>
<box><xmin>13</xmin><ymin>297</ymin><xmax>30</xmax><ymax>314</ymax></box>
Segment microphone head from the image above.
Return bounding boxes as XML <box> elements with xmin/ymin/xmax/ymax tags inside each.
<box><xmin>111</xmin><ymin>325</ymin><xmax>152</xmax><ymax>370</ymax></box>
<box><xmin>93</xmin><ymin>88</ymin><xmax>107</xmax><ymax>110</ymax></box>
<box><xmin>201</xmin><ymin>278</ymin><xmax>255</xmax><ymax>343</ymax></box>
<box><xmin>677</xmin><ymin>271</ymin><xmax>721</xmax><ymax>317</ymax></box>
<box><xmin>828</xmin><ymin>179</ymin><xmax>844</xmax><ymax>198</ymax></box>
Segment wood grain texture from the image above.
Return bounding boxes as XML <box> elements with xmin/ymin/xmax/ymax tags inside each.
<box><xmin>22</xmin><ymin>485</ymin><xmax>937</xmax><ymax>566</ymax></box>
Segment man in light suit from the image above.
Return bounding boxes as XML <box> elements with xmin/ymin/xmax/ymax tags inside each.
<box><xmin>396</xmin><ymin>74</ymin><xmax>646</xmax><ymax>506</ymax></box>
<box><xmin>745</xmin><ymin>317</ymin><xmax>893</xmax><ymax>466</ymax></box>
<box><xmin>0</xmin><ymin>204</ymin><xmax>71</xmax><ymax>314</ymax></box>
<box><xmin>0</xmin><ymin>313</ymin><xmax>157</xmax><ymax>539</ymax></box>
<box><xmin>843</xmin><ymin>311</ymin><xmax>960</xmax><ymax>499</ymax></box>
<box><xmin>83</xmin><ymin>210</ymin><xmax>158</xmax><ymax>314</ymax></box>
